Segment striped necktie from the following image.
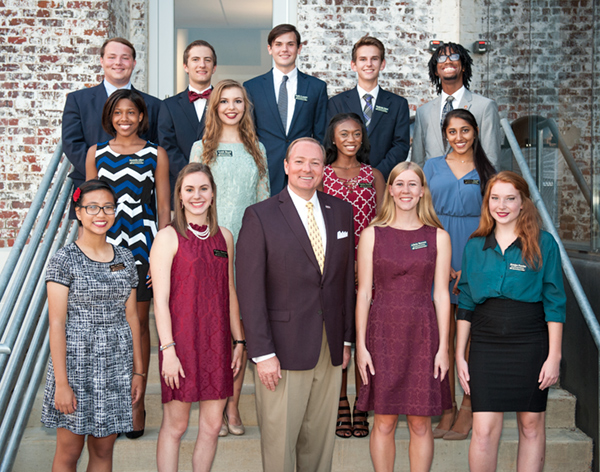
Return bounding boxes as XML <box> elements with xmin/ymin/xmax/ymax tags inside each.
<box><xmin>441</xmin><ymin>95</ymin><xmax>454</xmax><ymax>128</ymax></box>
<box><xmin>363</xmin><ymin>94</ymin><xmax>373</xmax><ymax>129</ymax></box>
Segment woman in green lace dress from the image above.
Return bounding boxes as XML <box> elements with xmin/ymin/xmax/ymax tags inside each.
<box><xmin>190</xmin><ymin>79</ymin><xmax>269</xmax><ymax>436</ymax></box>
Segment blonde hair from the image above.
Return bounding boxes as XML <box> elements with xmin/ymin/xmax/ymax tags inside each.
<box><xmin>172</xmin><ymin>163</ymin><xmax>219</xmax><ymax>239</ymax></box>
<box><xmin>370</xmin><ymin>161</ymin><xmax>443</xmax><ymax>230</ymax></box>
<box><xmin>201</xmin><ymin>79</ymin><xmax>267</xmax><ymax>177</ymax></box>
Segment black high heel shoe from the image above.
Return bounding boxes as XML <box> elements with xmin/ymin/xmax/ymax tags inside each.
<box><xmin>126</xmin><ymin>410</ymin><xmax>146</xmax><ymax>439</ymax></box>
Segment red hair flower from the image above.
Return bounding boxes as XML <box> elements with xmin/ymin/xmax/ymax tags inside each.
<box><xmin>73</xmin><ymin>187</ymin><xmax>81</xmax><ymax>203</ymax></box>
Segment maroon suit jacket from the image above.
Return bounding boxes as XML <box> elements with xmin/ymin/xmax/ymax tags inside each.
<box><xmin>236</xmin><ymin>188</ymin><xmax>355</xmax><ymax>371</ymax></box>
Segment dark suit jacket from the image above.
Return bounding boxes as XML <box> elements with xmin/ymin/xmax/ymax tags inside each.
<box><xmin>327</xmin><ymin>87</ymin><xmax>410</xmax><ymax>179</ymax></box>
<box><xmin>244</xmin><ymin>70</ymin><xmax>328</xmax><ymax>195</ymax></box>
<box><xmin>157</xmin><ymin>89</ymin><xmax>206</xmax><ymax>198</ymax></box>
<box><xmin>61</xmin><ymin>83</ymin><xmax>162</xmax><ymax>188</ymax></box>
<box><xmin>236</xmin><ymin>189</ymin><xmax>355</xmax><ymax>371</ymax></box>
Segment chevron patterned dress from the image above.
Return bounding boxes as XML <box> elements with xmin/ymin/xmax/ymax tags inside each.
<box><xmin>96</xmin><ymin>141</ymin><xmax>158</xmax><ymax>266</ymax></box>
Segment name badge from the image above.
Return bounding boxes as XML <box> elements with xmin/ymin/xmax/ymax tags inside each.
<box><xmin>358</xmin><ymin>182</ymin><xmax>373</xmax><ymax>189</ymax></box>
<box><xmin>110</xmin><ymin>262</ymin><xmax>126</xmax><ymax>272</ymax></box>
<box><xmin>213</xmin><ymin>249</ymin><xmax>228</xmax><ymax>258</ymax></box>
<box><xmin>375</xmin><ymin>105</ymin><xmax>389</xmax><ymax>113</ymax></box>
<box><xmin>464</xmin><ymin>179</ymin><xmax>480</xmax><ymax>185</ymax></box>
<box><xmin>129</xmin><ymin>158</ymin><xmax>145</xmax><ymax>165</ymax></box>
<box><xmin>509</xmin><ymin>263</ymin><xmax>526</xmax><ymax>272</ymax></box>
<box><xmin>295</xmin><ymin>94</ymin><xmax>308</xmax><ymax>102</ymax></box>
<box><xmin>410</xmin><ymin>241</ymin><xmax>428</xmax><ymax>250</ymax></box>
<box><xmin>216</xmin><ymin>150</ymin><xmax>233</xmax><ymax>157</ymax></box>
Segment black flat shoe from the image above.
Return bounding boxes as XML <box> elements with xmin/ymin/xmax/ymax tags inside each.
<box><xmin>126</xmin><ymin>410</ymin><xmax>146</xmax><ymax>439</ymax></box>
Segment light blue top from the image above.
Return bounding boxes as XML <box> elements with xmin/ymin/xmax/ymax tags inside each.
<box><xmin>424</xmin><ymin>155</ymin><xmax>483</xmax><ymax>304</ymax></box>
<box><xmin>190</xmin><ymin>141</ymin><xmax>270</xmax><ymax>244</ymax></box>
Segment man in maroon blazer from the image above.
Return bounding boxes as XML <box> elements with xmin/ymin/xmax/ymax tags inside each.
<box><xmin>236</xmin><ymin>138</ymin><xmax>355</xmax><ymax>472</ymax></box>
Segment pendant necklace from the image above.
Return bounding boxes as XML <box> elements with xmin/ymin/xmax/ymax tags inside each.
<box><xmin>188</xmin><ymin>224</ymin><xmax>210</xmax><ymax>240</ymax></box>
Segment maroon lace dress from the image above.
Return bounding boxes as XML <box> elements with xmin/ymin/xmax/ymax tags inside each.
<box><xmin>357</xmin><ymin>225</ymin><xmax>452</xmax><ymax>415</ymax></box>
<box><xmin>159</xmin><ymin>225</ymin><xmax>232</xmax><ymax>403</ymax></box>
<box><xmin>323</xmin><ymin>164</ymin><xmax>377</xmax><ymax>256</ymax></box>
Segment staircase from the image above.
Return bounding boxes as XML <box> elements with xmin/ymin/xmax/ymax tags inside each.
<box><xmin>12</xmin><ymin>309</ymin><xmax>594</xmax><ymax>471</ymax></box>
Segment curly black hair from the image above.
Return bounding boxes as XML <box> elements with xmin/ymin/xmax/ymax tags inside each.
<box><xmin>428</xmin><ymin>42</ymin><xmax>473</xmax><ymax>95</ymax></box>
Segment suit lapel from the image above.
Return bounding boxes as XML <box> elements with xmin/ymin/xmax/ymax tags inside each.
<box><xmin>289</xmin><ymin>71</ymin><xmax>307</xmax><ymax>136</ymax></box>
<box><xmin>279</xmin><ymin>189</ymin><xmax>322</xmax><ymax>274</ymax></box>
<box><xmin>178</xmin><ymin>91</ymin><xmax>201</xmax><ymax>132</ymax></box>
<box><xmin>318</xmin><ymin>192</ymin><xmax>336</xmax><ymax>278</ymax></box>
<box><xmin>346</xmin><ymin>87</ymin><xmax>364</xmax><ymax>120</ymax></box>
<box><xmin>369</xmin><ymin>89</ymin><xmax>389</xmax><ymax>136</ymax></box>
<box><xmin>458</xmin><ymin>88</ymin><xmax>473</xmax><ymax>111</ymax></box>
<box><xmin>427</xmin><ymin>95</ymin><xmax>445</xmax><ymax>150</ymax></box>
<box><xmin>262</xmin><ymin>70</ymin><xmax>286</xmax><ymax>135</ymax></box>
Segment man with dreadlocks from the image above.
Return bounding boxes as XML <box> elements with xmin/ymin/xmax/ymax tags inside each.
<box><xmin>412</xmin><ymin>42</ymin><xmax>501</xmax><ymax>169</ymax></box>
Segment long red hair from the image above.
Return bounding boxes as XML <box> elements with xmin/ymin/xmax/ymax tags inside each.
<box><xmin>472</xmin><ymin>171</ymin><xmax>542</xmax><ymax>268</ymax></box>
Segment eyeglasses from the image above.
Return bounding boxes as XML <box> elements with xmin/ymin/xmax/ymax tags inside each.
<box><xmin>437</xmin><ymin>53</ymin><xmax>460</xmax><ymax>63</ymax></box>
<box><xmin>79</xmin><ymin>205</ymin><xmax>116</xmax><ymax>215</ymax></box>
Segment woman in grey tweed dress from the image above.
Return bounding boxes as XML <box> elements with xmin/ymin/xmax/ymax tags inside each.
<box><xmin>42</xmin><ymin>180</ymin><xmax>144</xmax><ymax>471</ymax></box>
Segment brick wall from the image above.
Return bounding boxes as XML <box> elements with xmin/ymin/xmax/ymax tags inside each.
<box><xmin>0</xmin><ymin>0</ymin><xmax>148</xmax><ymax>248</ymax></box>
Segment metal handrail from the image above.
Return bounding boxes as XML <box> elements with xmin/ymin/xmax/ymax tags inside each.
<box><xmin>501</xmin><ymin>118</ymin><xmax>600</xmax><ymax>349</ymax></box>
<box><xmin>0</xmin><ymin>140</ymin><xmax>76</xmax><ymax>471</ymax></box>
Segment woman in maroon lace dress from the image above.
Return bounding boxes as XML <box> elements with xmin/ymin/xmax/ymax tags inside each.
<box><xmin>356</xmin><ymin>162</ymin><xmax>452</xmax><ymax>470</ymax></box>
<box><xmin>150</xmin><ymin>163</ymin><xmax>244</xmax><ymax>471</ymax></box>
<box><xmin>321</xmin><ymin>112</ymin><xmax>385</xmax><ymax>438</ymax></box>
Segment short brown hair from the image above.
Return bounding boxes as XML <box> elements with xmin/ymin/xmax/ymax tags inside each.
<box><xmin>100</xmin><ymin>37</ymin><xmax>136</xmax><ymax>60</ymax></box>
<box><xmin>101</xmin><ymin>89</ymin><xmax>149</xmax><ymax>137</ymax></box>
<box><xmin>285</xmin><ymin>137</ymin><xmax>325</xmax><ymax>162</ymax></box>
<box><xmin>351</xmin><ymin>35</ymin><xmax>385</xmax><ymax>63</ymax></box>
<box><xmin>183</xmin><ymin>40</ymin><xmax>217</xmax><ymax>66</ymax></box>
<box><xmin>268</xmin><ymin>24</ymin><xmax>301</xmax><ymax>47</ymax></box>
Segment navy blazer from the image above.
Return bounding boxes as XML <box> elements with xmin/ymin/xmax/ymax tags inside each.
<box><xmin>236</xmin><ymin>189</ymin><xmax>355</xmax><ymax>370</ymax></box>
<box><xmin>158</xmin><ymin>90</ymin><xmax>206</xmax><ymax>199</ymax></box>
<box><xmin>327</xmin><ymin>87</ymin><xmax>410</xmax><ymax>179</ymax></box>
<box><xmin>244</xmin><ymin>70</ymin><xmax>328</xmax><ymax>195</ymax></box>
<box><xmin>61</xmin><ymin>83</ymin><xmax>162</xmax><ymax>187</ymax></box>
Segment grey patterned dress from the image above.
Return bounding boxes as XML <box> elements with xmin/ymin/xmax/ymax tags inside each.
<box><xmin>41</xmin><ymin>243</ymin><xmax>138</xmax><ymax>437</ymax></box>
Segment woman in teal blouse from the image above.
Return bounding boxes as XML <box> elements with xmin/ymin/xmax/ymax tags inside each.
<box><xmin>455</xmin><ymin>171</ymin><xmax>565</xmax><ymax>472</ymax></box>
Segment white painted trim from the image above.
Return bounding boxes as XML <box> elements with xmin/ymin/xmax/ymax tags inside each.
<box><xmin>149</xmin><ymin>0</ymin><xmax>175</xmax><ymax>99</ymax></box>
<box><xmin>272</xmin><ymin>0</ymin><xmax>297</xmax><ymax>27</ymax></box>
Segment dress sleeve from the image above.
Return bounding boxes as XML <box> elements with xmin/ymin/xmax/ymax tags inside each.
<box><xmin>457</xmin><ymin>239</ymin><xmax>477</xmax><ymax>321</ymax></box>
<box><xmin>120</xmin><ymin>247</ymin><xmax>139</xmax><ymax>289</ymax></box>
<box><xmin>256</xmin><ymin>143</ymin><xmax>271</xmax><ymax>202</ymax></box>
<box><xmin>540</xmin><ymin>232</ymin><xmax>566</xmax><ymax>323</ymax></box>
<box><xmin>45</xmin><ymin>247</ymin><xmax>73</xmax><ymax>287</ymax></box>
<box><xmin>189</xmin><ymin>140</ymin><xmax>203</xmax><ymax>163</ymax></box>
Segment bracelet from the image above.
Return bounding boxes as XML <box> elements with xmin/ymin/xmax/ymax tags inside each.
<box><xmin>160</xmin><ymin>341</ymin><xmax>176</xmax><ymax>351</ymax></box>
<box><xmin>232</xmin><ymin>340</ymin><xmax>247</xmax><ymax>347</ymax></box>
<box><xmin>133</xmin><ymin>372</ymin><xmax>146</xmax><ymax>378</ymax></box>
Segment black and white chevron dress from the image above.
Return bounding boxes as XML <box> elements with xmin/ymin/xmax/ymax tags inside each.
<box><xmin>95</xmin><ymin>141</ymin><xmax>158</xmax><ymax>266</ymax></box>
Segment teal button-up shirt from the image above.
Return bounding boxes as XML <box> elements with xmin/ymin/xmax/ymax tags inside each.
<box><xmin>457</xmin><ymin>230</ymin><xmax>566</xmax><ymax>323</ymax></box>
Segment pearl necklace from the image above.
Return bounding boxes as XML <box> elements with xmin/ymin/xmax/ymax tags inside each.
<box><xmin>188</xmin><ymin>224</ymin><xmax>210</xmax><ymax>240</ymax></box>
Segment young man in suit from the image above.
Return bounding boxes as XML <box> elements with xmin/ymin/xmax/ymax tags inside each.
<box><xmin>244</xmin><ymin>24</ymin><xmax>328</xmax><ymax>195</ymax></box>
<box><xmin>158</xmin><ymin>40</ymin><xmax>217</xmax><ymax>200</ymax></box>
<box><xmin>412</xmin><ymin>42</ymin><xmax>502</xmax><ymax>168</ymax></box>
<box><xmin>62</xmin><ymin>37</ymin><xmax>162</xmax><ymax>206</ymax></box>
<box><xmin>327</xmin><ymin>35</ymin><xmax>410</xmax><ymax>179</ymax></box>
<box><xmin>236</xmin><ymin>138</ymin><xmax>355</xmax><ymax>472</ymax></box>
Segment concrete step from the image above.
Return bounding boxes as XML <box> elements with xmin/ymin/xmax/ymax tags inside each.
<box><xmin>13</xmin><ymin>424</ymin><xmax>592</xmax><ymax>471</ymax></box>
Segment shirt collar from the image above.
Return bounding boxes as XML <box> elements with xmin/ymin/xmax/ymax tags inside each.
<box><xmin>441</xmin><ymin>85</ymin><xmax>465</xmax><ymax>106</ymax></box>
<box><xmin>483</xmin><ymin>232</ymin><xmax>523</xmax><ymax>251</ymax></box>
<box><xmin>357</xmin><ymin>84</ymin><xmax>380</xmax><ymax>102</ymax></box>
<box><xmin>103</xmin><ymin>79</ymin><xmax>132</xmax><ymax>96</ymax></box>
<box><xmin>188</xmin><ymin>84</ymin><xmax>212</xmax><ymax>94</ymax></box>
<box><xmin>287</xmin><ymin>185</ymin><xmax>319</xmax><ymax>206</ymax></box>
<box><xmin>273</xmin><ymin>66</ymin><xmax>298</xmax><ymax>83</ymax></box>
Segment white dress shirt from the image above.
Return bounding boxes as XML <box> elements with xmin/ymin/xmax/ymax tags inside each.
<box><xmin>103</xmin><ymin>79</ymin><xmax>132</xmax><ymax>96</ymax></box>
<box><xmin>273</xmin><ymin>66</ymin><xmax>298</xmax><ymax>134</ymax></box>
<box><xmin>253</xmin><ymin>187</ymin><xmax>329</xmax><ymax>363</ymax></box>
<box><xmin>440</xmin><ymin>85</ymin><xmax>465</xmax><ymax>120</ymax></box>
<box><xmin>189</xmin><ymin>85</ymin><xmax>211</xmax><ymax>122</ymax></box>
<box><xmin>357</xmin><ymin>84</ymin><xmax>380</xmax><ymax>112</ymax></box>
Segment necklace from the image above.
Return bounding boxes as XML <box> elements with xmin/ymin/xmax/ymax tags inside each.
<box><xmin>188</xmin><ymin>224</ymin><xmax>210</xmax><ymax>240</ymax></box>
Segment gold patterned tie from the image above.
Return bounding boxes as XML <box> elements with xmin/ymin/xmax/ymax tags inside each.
<box><xmin>306</xmin><ymin>202</ymin><xmax>325</xmax><ymax>273</ymax></box>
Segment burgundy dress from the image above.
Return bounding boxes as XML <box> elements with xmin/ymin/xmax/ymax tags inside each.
<box><xmin>159</xmin><ymin>225</ymin><xmax>232</xmax><ymax>403</ymax></box>
<box><xmin>357</xmin><ymin>225</ymin><xmax>452</xmax><ymax>416</ymax></box>
<box><xmin>323</xmin><ymin>164</ymin><xmax>377</xmax><ymax>256</ymax></box>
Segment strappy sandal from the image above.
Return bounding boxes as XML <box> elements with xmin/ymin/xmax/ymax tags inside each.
<box><xmin>352</xmin><ymin>405</ymin><xmax>369</xmax><ymax>438</ymax></box>
<box><xmin>335</xmin><ymin>396</ymin><xmax>353</xmax><ymax>438</ymax></box>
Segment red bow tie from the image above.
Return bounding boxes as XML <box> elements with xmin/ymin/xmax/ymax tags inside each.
<box><xmin>188</xmin><ymin>88</ymin><xmax>212</xmax><ymax>103</ymax></box>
